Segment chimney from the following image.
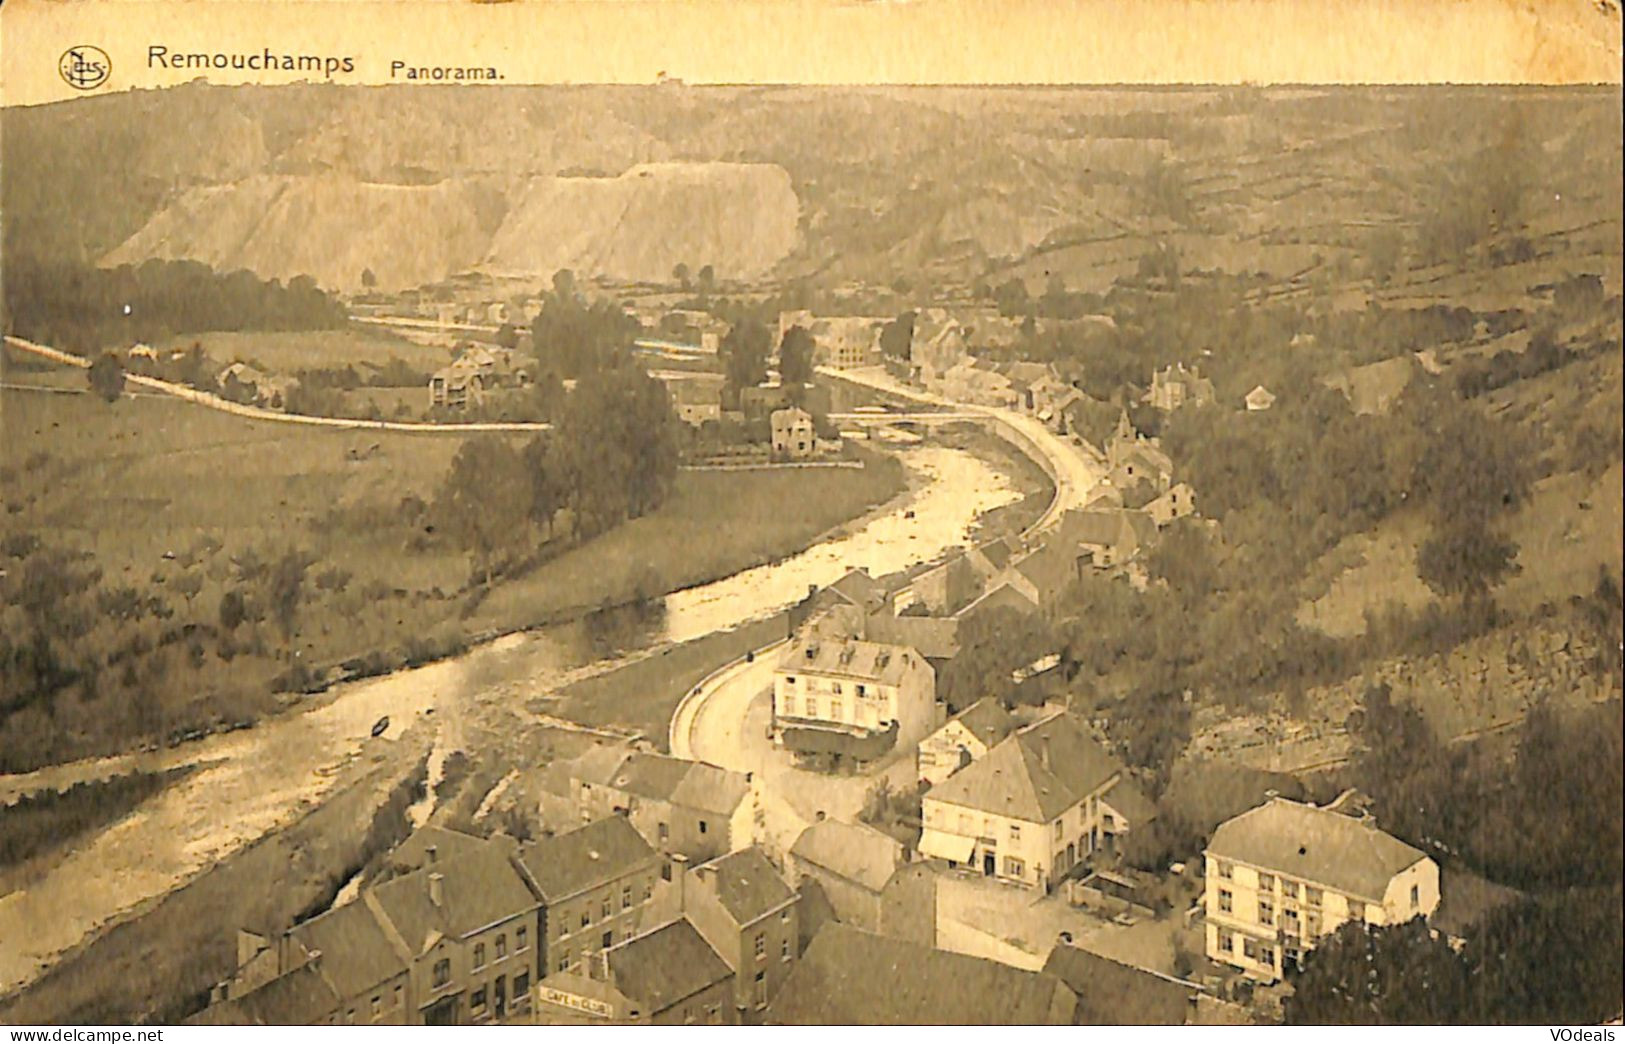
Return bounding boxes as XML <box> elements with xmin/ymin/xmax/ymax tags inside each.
<box><xmin>670</xmin><ymin>853</ymin><xmax>690</xmax><ymax>911</ymax></box>
<box><xmin>426</xmin><ymin>844</ymin><xmax>437</xmax><ymax>865</ymax></box>
<box><xmin>428</xmin><ymin>872</ymin><xmax>444</xmax><ymax>908</ymax></box>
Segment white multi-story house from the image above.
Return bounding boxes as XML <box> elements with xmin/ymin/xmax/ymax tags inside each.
<box><xmin>772</xmin><ymin>637</ymin><xmax>938</xmax><ymax>764</ymax></box>
<box><xmin>1202</xmin><ymin>795</ymin><xmax>1441</xmax><ymax>980</ymax></box>
<box><xmin>917</xmin><ymin>713</ymin><xmax>1156</xmax><ymax>891</ymax></box>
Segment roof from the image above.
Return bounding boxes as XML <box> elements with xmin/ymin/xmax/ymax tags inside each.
<box><xmin>666</xmin><ymin>376</ymin><xmax>723</xmax><ymax>405</ymax></box>
<box><xmin>790</xmin><ymin>818</ymin><xmax>905</xmax><ymax>893</ymax></box>
<box><xmin>576</xmin><ymin>749</ymin><xmax>749</xmax><ymax>817</ymax></box>
<box><xmin>771</xmin><ymin>406</ymin><xmax>812</xmax><ymax>425</ymax></box>
<box><xmin>826</xmin><ymin>568</ymin><xmax>887</xmax><ymax>610</ymax></box>
<box><xmin>186</xmin><ymin>963</ymin><xmax>339</xmax><ymax>1026</ymax></box>
<box><xmin>387</xmin><ymin>825</ymin><xmax>497</xmax><ymax>873</ymax></box>
<box><xmin>692</xmin><ymin>847</ymin><xmax>797</xmax><ymax>925</ymax></box>
<box><xmin>1244</xmin><ymin>384</ymin><xmax>1277</xmax><ymax>408</ymax></box>
<box><xmin>969</xmin><ymin>537</ymin><xmax>1018</xmax><ymax>574</ymax></box>
<box><xmin>1042</xmin><ymin>947</ymin><xmax>1194</xmax><ymax>1025</ymax></box>
<box><xmin>1206</xmin><ymin>797</ymin><xmax>1430</xmax><ymax>901</ymax></box>
<box><xmin>947</xmin><ymin>697</ymin><xmax>1016</xmax><ymax>749</ymax></box>
<box><xmin>518</xmin><ymin>816</ymin><xmax>657</xmax><ymax>902</ymax></box>
<box><xmin>368</xmin><ymin>843</ymin><xmax>538</xmax><ymax>954</ymax></box>
<box><xmin>1010</xmin><ymin>543</ymin><xmax>1076</xmax><ymax>604</ymax></box>
<box><xmin>927</xmin><ymin>713</ymin><xmax>1124</xmax><ymax>823</ymax></box>
<box><xmin>1057</xmin><ymin>508</ymin><xmax>1136</xmax><ymax>550</ymax></box>
<box><xmin>864</xmin><ymin>612</ymin><xmax>961</xmax><ymax>660</ymax></box>
<box><xmin>766</xmin><ymin>923</ymin><xmax>1077</xmax><ymax>1025</ymax></box>
<box><xmin>1102</xmin><ymin>777</ymin><xmax>1159</xmax><ymax>826</ymax></box>
<box><xmin>777</xmin><ymin>636</ymin><xmax>926</xmax><ymax>686</ymax></box>
<box><xmin>288</xmin><ymin>899</ymin><xmax>409</xmax><ymax>1001</ymax></box>
<box><xmin>605</xmin><ymin>920</ymin><xmax>733</xmax><ymax>1013</ymax></box>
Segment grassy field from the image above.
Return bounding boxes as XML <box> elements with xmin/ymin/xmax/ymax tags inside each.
<box><xmin>466</xmin><ymin>453</ymin><xmax>906</xmax><ymax>631</ymax></box>
<box><xmin>154</xmin><ymin>326</ymin><xmax>450</xmax><ymax>376</ymax></box>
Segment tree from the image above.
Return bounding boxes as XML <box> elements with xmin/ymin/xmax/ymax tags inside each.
<box><xmin>778</xmin><ymin>325</ymin><xmax>815</xmax><ymax>388</ymax></box>
<box><xmin>722</xmin><ymin>317</ymin><xmax>771</xmax><ymax>392</ymax></box>
<box><xmin>551</xmin><ymin>268</ymin><xmax>577</xmax><ymax>302</ymax></box>
<box><xmin>218</xmin><ymin>589</ymin><xmax>246</xmax><ymax>632</ymax></box>
<box><xmin>1463</xmin><ymin>885</ymin><xmax>1625</xmax><ymax>1024</ymax></box>
<box><xmin>696</xmin><ymin>264</ymin><xmax>716</xmax><ymax>296</ymax></box>
<box><xmin>495</xmin><ymin>322</ymin><xmax>519</xmax><ymax>351</ymax></box>
<box><xmin>1415</xmin><ymin>520</ymin><xmax>1520</xmax><ymax>602</ymax></box>
<box><xmin>88</xmin><ymin>351</ymin><xmax>125</xmax><ymax>402</ymax></box>
<box><xmin>172</xmin><ymin>570</ymin><xmax>203</xmax><ymax>609</ymax></box>
<box><xmin>361</xmin><ymin>268</ymin><xmax>377</xmax><ymax>289</ymax></box>
<box><xmin>267</xmin><ymin>549</ymin><xmax>314</xmax><ymax>641</ymax></box>
<box><xmin>432</xmin><ymin>437</ymin><xmax>536</xmax><ymax>583</ymax></box>
<box><xmin>994</xmin><ymin>277</ymin><xmax>1030</xmax><ymax>317</ymax></box>
<box><xmin>671</xmin><ymin>262</ymin><xmax>691</xmax><ymax>291</ymax></box>
<box><xmin>1284</xmin><ymin>918</ymin><xmax>1470</xmax><ymax>1024</ymax></box>
<box><xmin>879</xmin><ymin>311</ymin><xmax>917</xmax><ymax>361</ymax></box>
<box><xmin>939</xmin><ymin>606</ymin><xmax>1055</xmax><ymax>712</ymax></box>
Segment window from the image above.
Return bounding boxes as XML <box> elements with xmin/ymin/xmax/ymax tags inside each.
<box><xmin>473</xmin><ymin>943</ymin><xmax>486</xmax><ymax>969</ymax></box>
<box><xmin>556</xmin><ymin>952</ymin><xmax>571</xmax><ymax>974</ymax></box>
<box><xmin>557</xmin><ymin>913</ymin><xmax>570</xmax><ymax>939</ymax></box>
<box><xmin>699</xmin><ymin>820</ymin><xmax>708</xmax><ymax>835</ymax></box>
<box><xmin>1306</xmin><ymin>885</ymin><xmax>1323</xmax><ymax>906</ymax></box>
<box><xmin>602</xmin><ymin>930</ymin><xmax>613</xmax><ymax>949</ymax></box>
<box><xmin>1257</xmin><ymin>872</ymin><xmax>1276</xmax><ymax>892</ymax></box>
<box><xmin>496</xmin><ymin>934</ymin><xmax>507</xmax><ymax>960</ymax></box>
<box><xmin>471</xmin><ymin>987</ymin><xmax>487</xmax><ymax>1013</ymax></box>
<box><xmin>1004</xmin><ymin>856</ymin><xmax>1026</xmax><ymax>877</ymax></box>
<box><xmin>1307</xmin><ymin>912</ymin><xmax>1323</xmax><ymax>936</ymax></box>
<box><xmin>514</xmin><ymin>972</ymin><xmax>529</xmax><ymax>1000</ymax></box>
<box><xmin>1218</xmin><ymin>888</ymin><xmax>1233</xmax><ymax>913</ymax></box>
<box><xmin>1348</xmin><ymin>899</ymin><xmax>1367</xmax><ymax>921</ymax></box>
<box><xmin>857</xmin><ymin>684</ymin><xmax>867</xmax><ymax>697</ymax></box>
<box><xmin>371</xmin><ymin>996</ymin><xmax>381</xmax><ymax>1020</ymax></box>
<box><xmin>600</xmin><ymin>897</ymin><xmax>612</xmax><ymax>920</ymax></box>
<box><xmin>1411</xmin><ymin>884</ymin><xmax>1420</xmax><ymax>908</ymax></box>
<box><xmin>661</xmin><ymin>861</ymin><xmax>673</xmax><ymax>882</ymax></box>
<box><xmin>781</xmin><ymin>938</ymin><xmax>792</xmax><ymax>961</ymax></box>
<box><xmin>432</xmin><ymin>959</ymin><xmax>451</xmax><ymax>988</ymax></box>
<box><xmin>1282</xmin><ymin>879</ymin><xmax>1300</xmax><ymax>900</ymax></box>
<box><xmin>958</xmin><ymin>814</ymin><xmax>971</xmax><ymax>832</ymax></box>
<box><xmin>1260</xmin><ymin>945</ymin><xmax>1276</xmax><ymax>968</ymax></box>
<box><xmin>754</xmin><ymin>933</ymin><xmax>767</xmax><ymax>959</ymax></box>
<box><xmin>1258</xmin><ymin>898</ymin><xmax>1275</xmax><ymax>926</ymax></box>
<box><xmin>1054</xmin><ymin>820</ymin><xmax>1064</xmax><ymax>839</ymax></box>
<box><xmin>581</xmin><ymin>910</ymin><xmax>591</xmax><ymax>929</ymax></box>
<box><xmin>346</xmin><ymin>1009</ymin><xmax>356</xmax><ymax>1025</ymax></box>
<box><xmin>516</xmin><ymin>927</ymin><xmax>529</xmax><ymax>952</ymax></box>
<box><xmin>658</xmin><ymin>821</ymin><xmax>670</xmax><ymax>842</ymax></box>
<box><xmin>642</xmin><ymin>881</ymin><xmax>653</xmax><ymax>902</ymax></box>
<box><xmin>833</xmin><ymin>684</ymin><xmax>844</xmax><ymax>696</ymax></box>
<box><xmin>754</xmin><ymin>971</ymin><xmax>768</xmax><ymax>1009</ymax></box>
<box><xmin>1282</xmin><ymin>908</ymin><xmax>1300</xmax><ymax>935</ymax></box>
<box><xmin>803</xmin><ymin>698</ymin><xmax>816</xmax><ymax>717</ymax></box>
<box><xmin>1285</xmin><ymin>944</ymin><xmax>1302</xmax><ymax>967</ymax></box>
<box><xmin>393</xmin><ymin>985</ymin><xmax>403</xmax><ymax>1009</ymax></box>
<box><xmin>1218</xmin><ymin>929</ymin><xmax>1234</xmax><ymax>953</ymax></box>
<box><xmin>786</xmin><ymin>675</ymin><xmax>797</xmax><ymax>685</ymax></box>
<box><xmin>831</xmin><ymin>701</ymin><xmax>844</xmax><ymax>719</ymax></box>
<box><xmin>1008</xmin><ymin>823</ymin><xmax>1022</xmax><ymax>841</ymax></box>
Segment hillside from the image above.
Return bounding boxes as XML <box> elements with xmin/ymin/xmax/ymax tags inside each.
<box><xmin>3</xmin><ymin>82</ymin><xmax>1620</xmax><ymax>295</ymax></box>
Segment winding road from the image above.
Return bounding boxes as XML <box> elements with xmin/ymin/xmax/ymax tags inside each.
<box><xmin>668</xmin><ymin>365</ymin><xmax>1107</xmax><ymax>861</ymax></box>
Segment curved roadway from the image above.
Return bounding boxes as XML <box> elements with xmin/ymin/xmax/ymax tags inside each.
<box><xmin>671</xmin><ymin>365</ymin><xmax>1106</xmax><ymax>859</ymax></box>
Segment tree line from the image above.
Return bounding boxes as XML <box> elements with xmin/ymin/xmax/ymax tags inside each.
<box><xmin>2</xmin><ymin>256</ymin><xmax>346</xmax><ymax>354</ymax></box>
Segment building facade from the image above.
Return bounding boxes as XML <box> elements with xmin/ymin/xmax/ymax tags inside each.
<box><xmin>1202</xmin><ymin>796</ymin><xmax>1441</xmax><ymax>980</ymax></box>
<box><xmin>772</xmin><ymin>637</ymin><xmax>939</xmax><ymax>759</ymax></box>
<box><xmin>682</xmin><ymin>848</ymin><xmax>801</xmax><ymax>1020</ymax></box>
<box><xmin>518</xmin><ymin>817</ymin><xmax>664</xmax><ymax>981</ymax></box>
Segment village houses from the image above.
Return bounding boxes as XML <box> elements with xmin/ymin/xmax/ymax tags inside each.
<box><xmin>1144</xmin><ymin>362</ymin><xmax>1216</xmax><ymax>412</ymax></box>
<box><xmin>777</xmin><ymin>310</ymin><xmax>889</xmax><ymax>370</ymax></box>
<box><xmin>772</xmin><ymin>636</ymin><xmax>940</xmax><ymax>766</ymax></box>
<box><xmin>916</xmin><ymin>697</ymin><xmax>1016</xmax><ymax>786</ymax></box>
<box><xmin>542</xmin><ymin>746</ymin><xmax>755</xmax><ymax>868</ymax></box>
<box><xmin>918</xmin><ymin>713</ymin><xmax>1157</xmax><ymax>891</ymax></box>
<box><xmin>681</xmin><ymin>847</ymin><xmax>802</xmax><ymax>1019</ymax></box>
<box><xmin>516</xmin><ymin>816</ymin><xmax>664</xmax><ymax>980</ymax></box>
<box><xmin>787</xmin><ymin>818</ymin><xmax>936</xmax><ymax>945</ymax></box>
<box><xmin>770</xmin><ymin>406</ymin><xmax>815</xmax><ymax>458</ymax></box>
<box><xmin>532</xmin><ymin>919</ymin><xmax>735</xmax><ymax>1025</ymax></box>
<box><xmin>1203</xmin><ymin>793</ymin><xmax>1441</xmax><ymax>980</ymax></box>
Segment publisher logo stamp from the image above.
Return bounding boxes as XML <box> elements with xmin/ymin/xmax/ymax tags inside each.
<box><xmin>59</xmin><ymin>46</ymin><xmax>112</xmax><ymax>90</ymax></box>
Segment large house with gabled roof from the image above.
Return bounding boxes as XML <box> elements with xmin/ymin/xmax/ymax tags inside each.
<box><xmin>918</xmin><ymin>713</ymin><xmax>1156</xmax><ymax>891</ymax></box>
<box><xmin>1202</xmin><ymin>793</ymin><xmax>1439</xmax><ymax>980</ymax></box>
<box><xmin>772</xmin><ymin>636</ymin><xmax>939</xmax><ymax>766</ymax></box>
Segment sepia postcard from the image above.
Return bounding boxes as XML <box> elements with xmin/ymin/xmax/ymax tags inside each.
<box><xmin>0</xmin><ymin>0</ymin><xmax>1621</xmax><ymax>1031</ymax></box>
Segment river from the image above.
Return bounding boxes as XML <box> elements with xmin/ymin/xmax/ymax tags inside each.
<box><xmin>0</xmin><ymin>442</ymin><xmax>1021</xmax><ymax>996</ymax></box>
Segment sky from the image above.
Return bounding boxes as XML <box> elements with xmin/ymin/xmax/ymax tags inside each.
<box><xmin>2</xmin><ymin>0</ymin><xmax>1621</xmax><ymax>108</ymax></box>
